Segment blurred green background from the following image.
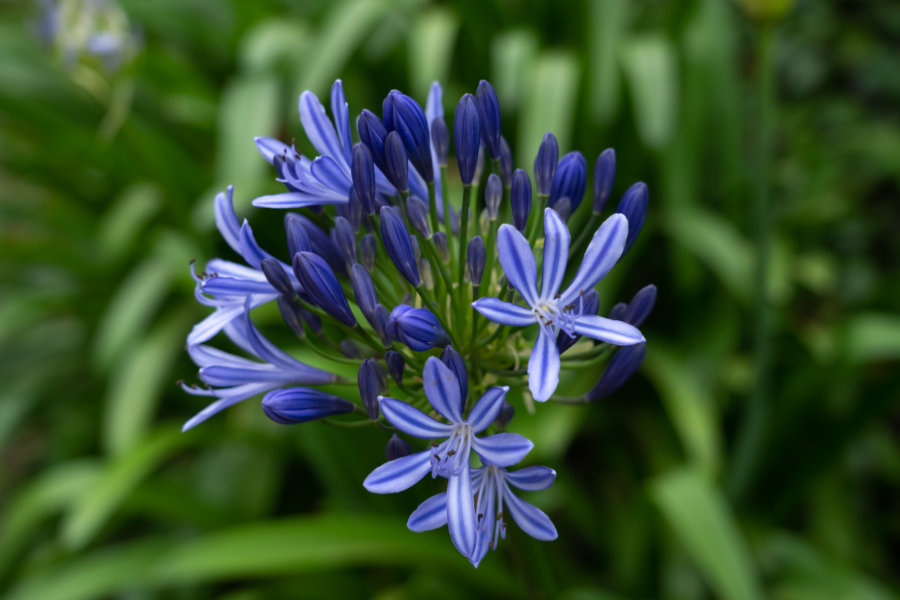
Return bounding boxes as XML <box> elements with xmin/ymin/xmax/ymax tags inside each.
<box><xmin>2</xmin><ymin>0</ymin><xmax>899</xmax><ymax>598</ymax></box>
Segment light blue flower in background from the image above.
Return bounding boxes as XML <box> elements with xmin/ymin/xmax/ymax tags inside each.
<box><xmin>472</xmin><ymin>208</ymin><xmax>645</xmax><ymax>402</ymax></box>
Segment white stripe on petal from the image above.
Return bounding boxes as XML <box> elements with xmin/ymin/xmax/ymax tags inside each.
<box><xmin>447</xmin><ymin>468</ymin><xmax>476</xmax><ymax>557</ymax></box>
<box><xmin>381</xmin><ymin>397</ymin><xmax>454</xmax><ymax>439</ymax></box>
<box><xmin>407</xmin><ymin>493</ymin><xmax>448</xmax><ymax>531</ymax></box>
<box><xmin>471</xmin><ymin>298</ymin><xmax>537</xmax><ymax>327</ymax></box>
<box><xmin>466</xmin><ymin>386</ymin><xmax>509</xmax><ymax>433</ymax></box>
<box><xmin>505</xmin><ymin>466</ymin><xmax>557</xmax><ymax>491</ymax></box>
<box><xmin>503</xmin><ymin>486</ymin><xmax>558</xmax><ymax>541</ymax></box>
<box><xmin>560</xmin><ymin>213</ymin><xmax>627</xmax><ymax>307</ymax></box>
<box><xmin>540</xmin><ymin>208</ymin><xmax>570</xmax><ymax>301</ymax></box>
<box><xmin>363</xmin><ymin>450</ymin><xmax>433</xmax><ymax>494</ymax></box>
<box><xmin>473</xmin><ymin>433</ymin><xmax>533</xmax><ymax>467</ymax></box>
<box><xmin>528</xmin><ymin>327</ymin><xmax>560</xmax><ymax>401</ymax></box>
<box><xmin>572</xmin><ymin>315</ymin><xmax>644</xmax><ymax>346</ymax></box>
<box><xmin>497</xmin><ymin>224</ymin><xmax>539</xmax><ymax>307</ymax></box>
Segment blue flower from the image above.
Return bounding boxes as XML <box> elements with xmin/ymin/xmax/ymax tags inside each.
<box><xmin>472</xmin><ymin>208</ymin><xmax>645</xmax><ymax>401</ymax></box>
<box><xmin>182</xmin><ymin>307</ymin><xmax>337</xmax><ymax>431</ymax></box>
<box><xmin>408</xmin><ymin>463</ymin><xmax>558</xmax><ymax>567</ymax></box>
<box><xmin>363</xmin><ymin>357</ymin><xmax>533</xmax><ymax>557</ymax></box>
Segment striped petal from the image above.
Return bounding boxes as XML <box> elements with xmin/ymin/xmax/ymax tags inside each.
<box><xmin>447</xmin><ymin>467</ymin><xmax>476</xmax><ymax>557</ymax></box>
<box><xmin>363</xmin><ymin>450</ymin><xmax>433</xmax><ymax>494</ymax></box>
<box><xmin>330</xmin><ymin>80</ymin><xmax>353</xmax><ymax>166</ymax></box>
<box><xmin>471</xmin><ymin>298</ymin><xmax>537</xmax><ymax>327</ymax></box>
<box><xmin>528</xmin><ymin>327</ymin><xmax>560</xmax><ymax>402</ymax></box>
<box><xmin>572</xmin><ymin>315</ymin><xmax>644</xmax><ymax>346</ymax></box>
<box><xmin>252</xmin><ymin>192</ymin><xmax>348</xmax><ymax>208</ymax></box>
<box><xmin>407</xmin><ymin>493</ymin><xmax>448</xmax><ymax>531</ymax></box>
<box><xmin>503</xmin><ymin>488</ymin><xmax>558</xmax><ymax>541</ymax></box>
<box><xmin>560</xmin><ymin>213</ymin><xmax>627</xmax><ymax>306</ymax></box>
<box><xmin>505</xmin><ymin>466</ymin><xmax>557</xmax><ymax>491</ymax></box>
<box><xmin>423</xmin><ymin>356</ymin><xmax>463</xmax><ymax>423</ymax></box>
<box><xmin>540</xmin><ymin>208</ymin><xmax>570</xmax><ymax>300</ymax></box>
<box><xmin>496</xmin><ymin>224</ymin><xmax>539</xmax><ymax>307</ymax></box>
<box><xmin>467</xmin><ymin>386</ymin><xmax>509</xmax><ymax>433</ymax></box>
<box><xmin>299</xmin><ymin>91</ymin><xmax>349</xmax><ymax>175</ymax></box>
<box><xmin>473</xmin><ymin>433</ymin><xmax>533</xmax><ymax>467</ymax></box>
<box><xmin>380</xmin><ymin>396</ymin><xmax>454</xmax><ymax>439</ymax></box>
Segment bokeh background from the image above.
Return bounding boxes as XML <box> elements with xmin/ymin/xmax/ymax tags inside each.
<box><xmin>2</xmin><ymin>0</ymin><xmax>900</xmax><ymax>598</ymax></box>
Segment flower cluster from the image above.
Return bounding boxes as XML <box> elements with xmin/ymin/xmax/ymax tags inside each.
<box><xmin>182</xmin><ymin>79</ymin><xmax>655</xmax><ymax>567</ymax></box>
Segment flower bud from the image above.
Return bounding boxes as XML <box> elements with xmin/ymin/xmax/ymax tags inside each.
<box><xmin>511</xmin><ymin>169</ymin><xmax>532</xmax><ymax>231</ymax></box>
<box><xmin>499</xmin><ymin>136</ymin><xmax>513</xmax><ymax>186</ymax></box>
<box><xmin>616</xmin><ymin>182</ymin><xmax>648</xmax><ymax>253</ymax></box>
<box><xmin>350</xmin><ymin>263</ymin><xmax>378</xmax><ymax>322</ymax></box>
<box><xmin>292</xmin><ymin>251</ymin><xmax>356</xmax><ymax>327</ymax></box>
<box><xmin>494</xmin><ymin>400</ymin><xmax>515</xmax><ymax>429</ymax></box>
<box><xmin>593</xmin><ymin>148</ymin><xmax>616</xmax><ymax>214</ymax></box>
<box><xmin>549</xmin><ymin>151</ymin><xmax>587</xmax><ymax>213</ymax></box>
<box><xmin>454</xmin><ymin>93</ymin><xmax>481</xmax><ymax>185</ymax></box>
<box><xmin>260</xmin><ymin>258</ymin><xmax>296</xmax><ymax>299</ymax></box>
<box><xmin>386</xmin><ymin>304</ymin><xmax>450</xmax><ymax>351</ymax></box>
<box><xmin>262</xmin><ymin>388</ymin><xmax>355</xmax><ymax>424</ymax></box>
<box><xmin>384</xmin><ymin>90</ymin><xmax>433</xmax><ymax>183</ymax></box>
<box><xmin>384</xmin><ymin>130</ymin><xmax>409</xmax><ymax>193</ymax></box>
<box><xmin>476</xmin><ymin>80</ymin><xmax>501</xmax><ymax>159</ymax></box>
<box><xmin>440</xmin><ymin>345</ymin><xmax>468</xmax><ymax>404</ymax></box>
<box><xmin>288</xmin><ymin>214</ymin><xmax>346</xmax><ymax>276</ymax></box>
<box><xmin>485</xmin><ymin>173</ymin><xmax>502</xmax><ymax>220</ymax></box>
<box><xmin>385</xmin><ymin>433</ymin><xmax>411</xmax><ymax>460</ymax></box>
<box><xmin>352</xmin><ymin>142</ymin><xmax>377</xmax><ymax>215</ymax></box>
<box><xmin>360</xmin><ymin>233</ymin><xmax>377</xmax><ymax>272</ymax></box>
<box><xmin>585</xmin><ymin>343</ymin><xmax>647</xmax><ymax>401</ymax></box>
<box><xmin>384</xmin><ymin>350</ymin><xmax>405</xmax><ymax>385</ymax></box>
<box><xmin>554</xmin><ymin>197</ymin><xmax>572</xmax><ymax>222</ymax></box>
<box><xmin>430</xmin><ymin>117</ymin><xmax>449</xmax><ymax>166</ymax></box>
<box><xmin>357</xmin><ymin>109</ymin><xmax>389</xmax><ymax>173</ymax></box>
<box><xmin>340</xmin><ymin>339</ymin><xmax>363</xmax><ymax>358</ymax></box>
<box><xmin>466</xmin><ymin>236</ymin><xmax>486</xmax><ymax>286</ymax></box>
<box><xmin>534</xmin><ymin>132</ymin><xmax>558</xmax><ymax>196</ymax></box>
<box><xmin>432</xmin><ymin>231</ymin><xmax>449</xmax><ymax>262</ymax></box>
<box><xmin>372</xmin><ymin>304</ymin><xmax>392</xmax><ymax>347</ymax></box>
<box><xmin>379</xmin><ymin>205</ymin><xmax>420</xmax><ymax>287</ymax></box>
<box><xmin>358</xmin><ymin>358</ymin><xmax>387</xmax><ymax>420</ymax></box>
<box><xmin>406</xmin><ymin>195</ymin><xmax>431</xmax><ymax>239</ymax></box>
<box><xmin>610</xmin><ymin>284</ymin><xmax>656</xmax><ymax>327</ymax></box>
<box><xmin>330</xmin><ymin>216</ymin><xmax>356</xmax><ymax>270</ymax></box>
<box><xmin>285</xmin><ymin>213</ymin><xmax>312</xmax><ymax>258</ymax></box>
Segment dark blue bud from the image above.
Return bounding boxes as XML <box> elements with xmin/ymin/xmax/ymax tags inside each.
<box><xmin>379</xmin><ymin>206</ymin><xmax>420</xmax><ymax>287</ymax></box>
<box><xmin>618</xmin><ymin>284</ymin><xmax>656</xmax><ymax>327</ymax></box>
<box><xmin>384</xmin><ymin>350</ymin><xmax>405</xmax><ymax>385</ymax></box>
<box><xmin>357</xmin><ymin>109</ymin><xmax>389</xmax><ymax>173</ymax></box>
<box><xmin>454</xmin><ymin>93</ymin><xmax>481</xmax><ymax>185</ymax></box>
<box><xmin>432</xmin><ymin>231</ymin><xmax>449</xmax><ymax>262</ymax></box>
<box><xmin>350</xmin><ymin>263</ymin><xmax>378</xmax><ymax>322</ymax></box>
<box><xmin>554</xmin><ymin>197</ymin><xmax>573</xmax><ymax>222</ymax></box>
<box><xmin>511</xmin><ymin>169</ymin><xmax>532</xmax><ymax>231</ymax></box>
<box><xmin>616</xmin><ymin>182</ymin><xmax>648</xmax><ymax>253</ymax></box>
<box><xmin>373</xmin><ymin>304</ymin><xmax>392</xmax><ymax>347</ymax></box>
<box><xmin>475</xmin><ymin>80</ymin><xmax>502</xmax><ymax>159</ymax></box>
<box><xmin>440</xmin><ymin>345</ymin><xmax>468</xmax><ymax>404</ymax></box>
<box><xmin>466</xmin><ymin>236</ymin><xmax>486</xmax><ymax>286</ymax></box>
<box><xmin>385</xmin><ymin>90</ymin><xmax>433</xmax><ymax>183</ymax></box>
<box><xmin>385</xmin><ymin>433</ymin><xmax>411</xmax><ymax>460</ymax></box>
<box><xmin>406</xmin><ymin>195</ymin><xmax>431</xmax><ymax>239</ymax></box>
<box><xmin>485</xmin><ymin>173</ymin><xmax>502</xmax><ymax>220</ymax></box>
<box><xmin>549</xmin><ymin>151</ymin><xmax>587</xmax><ymax>213</ymax></box>
<box><xmin>262</xmin><ymin>387</ymin><xmax>355</xmax><ymax>424</ymax></box>
<box><xmin>586</xmin><ymin>343</ymin><xmax>647</xmax><ymax>401</ymax></box>
<box><xmin>593</xmin><ymin>148</ymin><xmax>616</xmax><ymax>214</ymax></box>
<box><xmin>360</xmin><ymin>233</ymin><xmax>377</xmax><ymax>272</ymax></box>
<box><xmin>290</xmin><ymin>214</ymin><xmax>346</xmax><ymax>276</ymax></box>
<box><xmin>260</xmin><ymin>258</ymin><xmax>296</xmax><ymax>299</ymax></box>
<box><xmin>430</xmin><ymin>117</ymin><xmax>449</xmax><ymax>166</ymax></box>
<box><xmin>358</xmin><ymin>358</ymin><xmax>387</xmax><ymax>420</ymax></box>
<box><xmin>352</xmin><ymin>142</ymin><xmax>377</xmax><ymax>215</ymax></box>
<box><xmin>499</xmin><ymin>136</ymin><xmax>513</xmax><ymax>186</ymax></box>
<box><xmin>557</xmin><ymin>289</ymin><xmax>600</xmax><ymax>354</ymax></box>
<box><xmin>285</xmin><ymin>213</ymin><xmax>313</xmax><ymax>259</ymax></box>
<box><xmin>340</xmin><ymin>339</ymin><xmax>364</xmax><ymax>358</ymax></box>
<box><xmin>534</xmin><ymin>132</ymin><xmax>559</xmax><ymax>196</ymax></box>
<box><xmin>277</xmin><ymin>295</ymin><xmax>306</xmax><ymax>338</ymax></box>
<box><xmin>494</xmin><ymin>400</ymin><xmax>515</xmax><ymax>429</ymax></box>
<box><xmin>292</xmin><ymin>251</ymin><xmax>356</xmax><ymax>327</ymax></box>
<box><xmin>384</xmin><ymin>130</ymin><xmax>409</xmax><ymax>193</ymax></box>
<box><xmin>330</xmin><ymin>216</ymin><xmax>356</xmax><ymax>270</ymax></box>
<box><xmin>387</xmin><ymin>304</ymin><xmax>450</xmax><ymax>351</ymax></box>
<box><xmin>298</xmin><ymin>304</ymin><xmax>322</xmax><ymax>334</ymax></box>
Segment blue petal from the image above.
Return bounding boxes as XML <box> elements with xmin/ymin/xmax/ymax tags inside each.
<box><xmin>540</xmin><ymin>208</ymin><xmax>570</xmax><ymax>301</ymax></box>
<box><xmin>252</xmin><ymin>192</ymin><xmax>348</xmax><ymax>208</ymax></box>
<box><xmin>471</xmin><ymin>298</ymin><xmax>537</xmax><ymax>327</ymax></box>
<box><xmin>467</xmin><ymin>386</ymin><xmax>509</xmax><ymax>433</ymax></box>
<box><xmin>473</xmin><ymin>433</ymin><xmax>533</xmax><ymax>467</ymax></box>
<box><xmin>505</xmin><ymin>466</ymin><xmax>557</xmax><ymax>491</ymax></box>
<box><xmin>560</xmin><ymin>213</ymin><xmax>627</xmax><ymax>307</ymax></box>
<box><xmin>496</xmin><ymin>224</ymin><xmax>539</xmax><ymax>306</ymax></box>
<box><xmin>200</xmin><ymin>277</ymin><xmax>274</xmax><ymax>296</ymax></box>
<box><xmin>310</xmin><ymin>155</ymin><xmax>351</xmax><ymax>193</ymax></box>
<box><xmin>254</xmin><ymin>137</ymin><xmax>289</xmax><ymax>165</ymax></box>
<box><xmin>502</xmin><ymin>487</ymin><xmax>558</xmax><ymax>541</ymax></box>
<box><xmin>363</xmin><ymin>450</ymin><xmax>433</xmax><ymax>494</ymax></box>
<box><xmin>213</xmin><ymin>186</ymin><xmax>241</xmax><ymax>253</ymax></box>
<box><xmin>407</xmin><ymin>493</ymin><xmax>448</xmax><ymax>531</ymax></box>
<box><xmin>572</xmin><ymin>315</ymin><xmax>644</xmax><ymax>345</ymax></box>
<box><xmin>330</xmin><ymin>80</ymin><xmax>353</xmax><ymax>166</ymax></box>
<box><xmin>380</xmin><ymin>396</ymin><xmax>454</xmax><ymax>439</ymax></box>
<box><xmin>528</xmin><ymin>327</ymin><xmax>560</xmax><ymax>402</ymax></box>
<box><xmin>299</xmin><ymin>90</ymin><xmax>349</xmax><ymax>174</ymax></box>
<box><xmin>423</xmin><ymin>356</ymin><xmax>463</xmax><ymax>423</ymax></box>
<box><xmin>447</xmin><ymin>467</ymin><xmax>476</xmax><ymax>557</ymax></box>
<box><xmin>239</xmin><ymin>221</ymin><xmax>274</xmax><ymax>270</ymax></box>
<box><xmin>182</xmin><ymin>386</ymin><xmax>268</xmax><ymax>432</ymax></box>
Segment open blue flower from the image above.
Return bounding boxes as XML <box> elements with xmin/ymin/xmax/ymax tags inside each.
<box><xmin>182</xmin><ymin>306</ymin><xmax>337</xmax><ymax>431</ymax></box>
<box><xmin>472</xmin><ymin>208</ymin><xmax>645</xmax><ymax>401</ymax></box>
<box><xmin>363</xmin><ymin>357</ymin><xmax>533</xmax><ymax>558</ymax></box>
<box><xmin>408</xmin><ymin>463</ymin><xmax>557</xmax><ymax>567</ymax></box>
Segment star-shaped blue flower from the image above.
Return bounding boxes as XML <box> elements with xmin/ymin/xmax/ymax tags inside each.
<box><xmin>363</xmin><ymin>356</ymin><xmax>533</xmax><ymax>558</ymax></box>
<box><xmin>472</xmin><ymin>208</ymin><xmax>645</xmax><ymax>402</ymax></box>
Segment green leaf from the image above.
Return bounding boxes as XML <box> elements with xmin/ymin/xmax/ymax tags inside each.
<box><xmin>652</xmin><ymin>468</ymin><xmax>763</xmax><ymax>600</ymax></box>
<box><xmin>408</xmin><ymin>7</ymin><xmax>459</xmax><ymax>99</ymax></box>
<box><xmin>61</xmin><ymin>427</ymin><xmax>189</xmax><ymax>551</ymax></box>
<box><xmin>620</xmin><ymin>35</ymin><xmax>678</xmax><ymax>148</ymax></box>
<box><xmin>587</xmin><ymin>0</ymin><xmax>629</xmax><ymax>124</ymax></box>
<box><xmin>841</xmin><ymin>312</ymin><xmax>900</xmax><ymax>363</ymax></box>
<box><xmin>643</xmin><ymin>345</ymin><xmax>720</xmax><ymax>475</ymax></box>
<box><xmin>518</xmin><ymin>51</ymin><xmax>580</xmax><ymax>166</ymax></box>
<box><xmin>97</xmin><ymin>183</ymin><xmax>162</xmax><ymax>260</ymax></box>
<box><xmin>102</xmin><ymin>308</ymin><xmax>194</xmax><ymax>454</ymax></box>
<box><xmin>491</xmin><ymin>29</ymin><xmax>539</xmax><ymax>113</ymax></box>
